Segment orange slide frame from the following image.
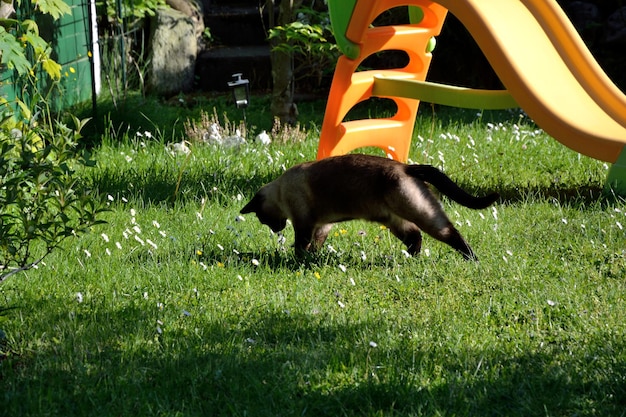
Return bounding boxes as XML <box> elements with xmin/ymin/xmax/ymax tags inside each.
<box><xmin>318</xmin><ymin>1</ymin><xmax>449</xmax><ymax>162</ymax></box>
<box><xmin>318</xmin><ymin>0</ymin><xmax>626</xmax><ymax>194</ymax></box>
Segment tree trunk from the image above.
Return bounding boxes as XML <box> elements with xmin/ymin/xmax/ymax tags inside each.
<box><xmin>270</xmin><ymin>0</ymin><xmax>302</xmax><ymax>125</ymax></box>
<box><xmin>0</xmin><ymin>0</ymin><xmax>15</xmax><ymax>19</ymax></box>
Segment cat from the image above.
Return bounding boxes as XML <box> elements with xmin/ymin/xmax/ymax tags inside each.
<box><xmin>240</xmin><ymin>154</ymin><xmax>498</xmax><ymax>260</ymax></box>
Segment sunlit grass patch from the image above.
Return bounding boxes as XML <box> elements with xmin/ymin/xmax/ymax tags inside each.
<box><xmin>1</xmin><ymin>104</ymin><xmax>625</xmax><ymax>416</ymax></box>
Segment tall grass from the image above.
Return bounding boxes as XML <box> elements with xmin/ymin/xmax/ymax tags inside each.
<box><xmin>1</xmin><ymin>97</ymin><xmax>625</xmax><ymax>416</ymax></box>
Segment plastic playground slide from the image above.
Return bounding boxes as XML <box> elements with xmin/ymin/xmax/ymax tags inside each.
<box><xmin>434</xmin><ymin>0</ymin><xmax>626</xmax><ymax>164</ymax></box>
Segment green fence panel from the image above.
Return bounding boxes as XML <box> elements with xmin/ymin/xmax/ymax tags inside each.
<box><xmin>51</xmin><ymin>0</ymin><xmax>94</xmax><ymax>109</ymax></box>
<box><xmin>0</xmin><ymin>0</ymin><xmax>94</xmax><ymax>111</ymax></box>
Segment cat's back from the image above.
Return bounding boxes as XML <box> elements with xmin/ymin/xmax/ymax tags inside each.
<box><xmin>306</xmin><ymin>154</ymin><xmax>401</xmax><ymax>180</ymax></box>
<box><xmin>296</xmin><ymin>154</ymin><xmax>404</xmax><ymax>200</ymax></box>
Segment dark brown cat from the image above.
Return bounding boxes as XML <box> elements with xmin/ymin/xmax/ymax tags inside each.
<box><xmin>240</xmin><ymin>154</ymin><xmax>498</xmax><ymax>260</ymax></box>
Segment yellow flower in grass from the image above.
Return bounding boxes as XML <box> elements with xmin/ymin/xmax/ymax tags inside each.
<box><xmin>314</xmin><ymin>272</ymin><xmax>321</xmax><ymax>280</ymax></box>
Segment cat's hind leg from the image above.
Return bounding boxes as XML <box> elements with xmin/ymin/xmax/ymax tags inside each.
<box><xmin>385</xmin><ymin>217</ymin><xmax>423</xmax><ymax>256</ymax></box>
<box><xmin>420</xmin><ymin>222</ymin><xmax>477</xmax><ymax>260</ymax></box>
<box><xmin>388</xmin><ymin>190</ymin><xmax>478</xmax><ymax>260</ymax></box>
<box><xmin>311</xmin><ymin>223</ymin><xmax>334</xmax><ymax>251</ymax></box>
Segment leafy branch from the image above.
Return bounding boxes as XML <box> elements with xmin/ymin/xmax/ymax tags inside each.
<box><xmin>0</xmin><ymin>0</ymin><xmax>107</xmax><ymax>283</ymax></box>
<box><xmin>0</xmin><ymin>108</ymin><xmax>108</xmax><ymax>284</ymax></box>
<box><xmin>0</xmin><ymin>2</ymin><xmax>67</xmax><ymax>80</ymax></box>
<box><xmin>268</xmin><ymin>7</ymin><xmax>340</xmax><ymax>85</ymax></box>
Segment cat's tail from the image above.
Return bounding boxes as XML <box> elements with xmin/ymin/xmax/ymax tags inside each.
<box><xmin>406</xmin><ymin>165</ymin><xmax>499</xmax><ymax>209</ymax></box>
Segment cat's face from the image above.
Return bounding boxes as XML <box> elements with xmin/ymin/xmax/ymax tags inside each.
<box><xmin>240</xmin><ymin>191</ymin><xmax>287</xmax><ymax>233</ymax></box>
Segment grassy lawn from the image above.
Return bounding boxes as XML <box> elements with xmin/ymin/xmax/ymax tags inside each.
<box><xmin>1</xmin><ymin>95</ymin><xmax>625</xmax><ymax>416</ymax></box>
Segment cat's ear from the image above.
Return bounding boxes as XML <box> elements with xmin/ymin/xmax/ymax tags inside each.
<box><xmin>240</xmin><ymin>192</ymin><xmax>264</xmax><ymax>214</ymax></box>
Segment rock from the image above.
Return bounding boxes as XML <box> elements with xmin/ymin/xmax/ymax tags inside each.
<box><xmin>605</xmin><ymin>6</ymin><xmax>626</xmax><ymax>43</ymax></box>
<box><xmin>166</xmin><ymin>0</ymin><xmax>204</xmax><ymax>40</ymax></box>
<box><xmin>223</xmin><ymin>129</ymin><xmax>246</xmax><ymax>147</ymax></box>
<box><xmin>202</xmin><ymin>123</ymin><xmax>222</xmax><ymax>144</ymax></box>
<box><xmin>255</xmin><ymin>130</ymin><xmax>271</xmax><ymax>145</ymax></box>
<box><xmin>564</xmin><ymin>1</ymin><xmax>600</xmax><ymax>43</ymax></box>
<box><xmin>167</xmin><ymin>141</ymin><xmax>191</xmax><ymax>156</ymax></box>
<box><xmin>564</xmin><ymin>1</ymin><xmax>600</xmax><ymax>30</ymax></box>
<box><xmin>147</xmin><ymin>8</ymin><xmax>197</xmax><ymax>96</ymax></box>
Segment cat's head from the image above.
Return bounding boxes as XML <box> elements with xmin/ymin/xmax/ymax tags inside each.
<box><xmin>241</xmin><ymin>189</ymin><xmax>287</xmax><ymax>233</ymax></box>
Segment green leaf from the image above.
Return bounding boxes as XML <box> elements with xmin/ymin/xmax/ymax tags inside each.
<box><xmin>20</xmin><ymin>30</ymin><xmax>49</xmax><ymax>55</ymax></box>
<box><xmin>20</xmin><ymin>19</ymin><xmax>39</xmax><ymax>35</ymax></box>
<box><xmin>0</xmin><ymin>27</ymin><xmax>31</xmax><ymax>75</ymax></box>
<box><xmin>41</xmin><ymin>57</ymin><xmax>61</xmax><ymax>80</ymax></box>
<box><xmin>16</xmin><ymin>99</ymin><xmax>31</xmax><ymax>120</ymax></box>
<box><xmin>34</xmin><ymin>0</ymin><xmax>71</xmax><ymax>20</ymax></box>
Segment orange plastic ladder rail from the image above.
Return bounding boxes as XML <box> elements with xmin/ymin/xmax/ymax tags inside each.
<box><xmin>317</xmin><ymin>1</ymin><xmax>448</xmax><ymax>162</ymax></box>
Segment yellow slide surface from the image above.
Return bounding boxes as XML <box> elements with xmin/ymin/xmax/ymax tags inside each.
<box><xmin>436</xmin><ymin>0</ymin><xmax>626</xmax><ymax>163</ymax></box>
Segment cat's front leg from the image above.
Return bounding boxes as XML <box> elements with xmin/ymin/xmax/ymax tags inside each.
<box><xmin>293</xmin><ymin>223</ymin><xmax>316</xmax><ymax>255</ymax></box>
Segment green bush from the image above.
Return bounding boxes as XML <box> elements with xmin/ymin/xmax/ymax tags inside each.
<box><xmin>268</xmin><ymin>6</ymin><xmax>340</xmax><ymax>89</ymax></box>
<box><xmin>0</xmin><ymin>0</ymin><xmax>107</xmax><ymax>283</ymax></box>
<box><xmin>0</xmin><ymin>102</ymin><xmax>107</xmax><ymax>282</ymax></box>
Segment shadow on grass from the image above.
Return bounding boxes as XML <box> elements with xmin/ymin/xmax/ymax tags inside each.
<box><xmin>80</xmin><ymin>95</ymin><xmax>618</xmax><ymax>211</ymax></box>
<box><xmin>489</xmin><ymin>184</ymin><xmax>610</xmax><ymax>208</ymax></box>
<box><xmin>89</xmin><ymin>151</ymin><xmax>618</xmax><ymax>211</ymax></box>
<box><xmin>89</xmin><ymin>160</ymin><xmax>278</xmax><ymax>206</ymax></box>
<box><xmin>2</xmin><ymin>302</ymin><xmax>625</xmax><ymax>416</ymax></box>
<box><xmin>127</xmin><ymin>243</ymin><xmax>420</xmax><ymax>275</ymax></box>
<box><xmin>77</xmin><ymin>92</ymin><xmax>328</xmax><ymax>148</ymax></box>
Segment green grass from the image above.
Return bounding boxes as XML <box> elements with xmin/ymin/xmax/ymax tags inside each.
<box><xmin>1</xmin><ymin>96</ymin><xmax>626</xmax><ymax>416</ymax></box>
